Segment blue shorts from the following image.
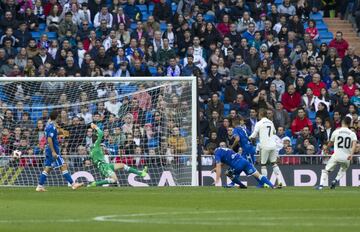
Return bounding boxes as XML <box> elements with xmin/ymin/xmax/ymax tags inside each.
<box><xmin>233</xmin><ymin>159</ymin><xmax>257</xmax><ymax>176</ymax></box>
<box><xmin>45</xmin><ymin>149</ymin><xmax>64</xmax><ymax>169</ymax></box>
<box><xmin>242</xmin><ymin>145</ymin><xmax>256</xmax><ymax>164</ymax></box>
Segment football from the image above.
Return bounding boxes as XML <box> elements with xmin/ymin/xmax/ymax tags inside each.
<box><xmin>12</xmin><ymin>150</ymin><xmax>22</xmax><ymax>159</ymax></box>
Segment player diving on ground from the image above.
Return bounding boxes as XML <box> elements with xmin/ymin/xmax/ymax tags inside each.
<box><xmin>88</xmin><ymin>123</ymin><xmax>148</xmax><ymax>187</ymax></box>
<box><xmin>212</xmin><ymin>147</ymin><xmax>274</xmax><ymax>188</ymax></box>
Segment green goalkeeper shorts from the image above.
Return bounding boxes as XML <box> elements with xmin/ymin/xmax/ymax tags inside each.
<box><xmin>98</xmin><ymin>163</ymin><xmax>115</xmax><ymax>178</ymax></box>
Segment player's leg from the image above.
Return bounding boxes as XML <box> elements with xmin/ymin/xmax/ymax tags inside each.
<box><xmin>318</xmin><ymin>156</ymin><xmax>337</xmax><ymax>189</ymax></box>
<box><xmin>36</xmin><ymin>166</ymin><xmax>52</xmax><ymax>192</ymax></box>
<box><xmin>89</xmin><ymin>170</ymin><xmax>119</xmax><ymax>187</ymax></box>
<box><xmin>243</xmin><ymin>161</ymin><xmax>274</xmax><ymax>188</ymax></box>
<box><xmin>330</xmin><ymin>160</ymin><xmax>350</xmax><ymax>189</ymax></box>
<box><xmin>260</xmin><ymin>148</ymin><xmax>269</xmax><ymax>177</ymax></box>
<box><xmin>224</xmin><ymin>169</ymin><xmax>247</xmax><ymax>189</ymax></box>
<box><xmin>269</xmin><ymin>150</ymin><xmax>282</xmax><ymax>187</ymax></box>
<box><xmin>60</xmin><ymin>162</ymin><xmax>83</xmax><ymax>190</ymax></box>
<box><xmin>113</xmin><ymin>163</ymin><xmax>148</xmax><ymax>177</ymax></box>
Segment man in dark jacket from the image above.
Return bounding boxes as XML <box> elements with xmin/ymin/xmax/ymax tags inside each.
<box><xmin>14</xmin><ymin>22</ymin><xmax>32</xmax><ymax>48</ymax></box>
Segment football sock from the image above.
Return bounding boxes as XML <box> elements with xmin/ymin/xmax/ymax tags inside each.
<box><xmin>273</xmin><ymin>164</ymin><xmax>281</xmax><ymax>183</ymax></box>
<box><xmin>62</xmin><ymin>170</ymin><xmax>74</xmax><ymax>185</ymax></box>
<box><xmin>259</xmin><ymin>175</ymin><xmax>274</xmax><ymax>188</ymax></box>
<box><xmin>39</xmin><ymin>171</ymin><xmax>48</xmax><ymax>185</ymax></box>
<box><xmin>95</xmin><ymin>180</ymin><xmax>112</xmax><ymax>186</ymax></box>
<box><xmin>335</xmin><ymin>167</ymin><xmax>347</xmax><ymax>182</ymax></box>
<box><xmin>261</xmin><ymin>166</ymin><xmax>268</xmax><ymax>177</ymax></box>
<box><xmin>319</xmin><ymin>170</ymin><xmax>328</xmax><ymax>186</ymax></box>
<box><xmin>124</xmin><ymin>165</ymin><xmax>142</xmax><ymax>176</ymax></box>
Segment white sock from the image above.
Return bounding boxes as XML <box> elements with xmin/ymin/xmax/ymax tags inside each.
<box><xmin>272</xmin><ymin>164</ymin><xmax>281</xmax><ymax>183</ymax></box>
<box><xmin>335</xmin><ymin>167</ymin><xmax>347</xmax><ymax>182</ymax></box>
<box><xmin>261</xmin><ymin>166</ymin><xmax>267</xmax><ymax>177</ymax></box>
<box><xmin>319</xmin><ymin>170</ymin><xmax>328</xmax><ymax>186</ymax></box>
<box><xmin>123</xmin><ymin>165</ymin><xmax>130</xmax><ymax>171</ymax></box>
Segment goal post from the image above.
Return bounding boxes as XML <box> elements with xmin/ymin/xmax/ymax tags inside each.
<box><xmin>0</xmin><ymin>76</ymin><xmax>198</xmax><ymax>187</ymax></box>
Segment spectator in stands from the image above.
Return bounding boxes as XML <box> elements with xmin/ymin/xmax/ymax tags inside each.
<box><xmin>153</xmin><ymin>0</ymin><xmax>172</xmax><ymax>23</ymax></box>
<box><xmin>124</xmin><ymin>0</ymin><xmax>142</xmax><ymax>22</ymax></box>
<box><xmin>291</xmin><ymin>108</ymin><xmax>313</xmax><ymax>136</ymax></box>
<box><xmin>281</xmin><ymin>84</ymin><xmax>302</xmax><ymax>112</ymax></box>
<box><xmin>224</xmin><ymin>78</ymin><xmax>244</xmax><ymax>104</ymax></box>
<box><xmin>343</xmin><ymin>76</ymin><xmax>357</xmax><ymax>98</ymax></box>
<box><xmin>329</xmin><ymin>31</ymin><xmax>349</xmax><ymax>59</ymax></box>
<box><xmin>296</xmin><ymin>126</ymin><xmax>317</xmax><ymax>154</ymax></box>
<box><xmin>334</xmin><ymin>94</ymin><xmax>351</xmax><ymax>117</ymax></box>
<box><xmin>168</xmin><ymin>127</ymin><xmax>188</xmax><ymax>154</ymax></box>
<box><xmin>229</xmin><ymin>54</ymin><xmax>252</xmax><ymax>85</ymax></box>
<box><xmin>274</xmin><ymin>101</ymin><xmax>290</xmax><ymax>129</ymax></box>
<box><xmin>277</xmin><ymin>0</ymin><xmax>296</xmax><ymax>17</ymax></box>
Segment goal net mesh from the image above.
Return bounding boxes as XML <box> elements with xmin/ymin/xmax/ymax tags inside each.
<box><xmin>0</xmin><ymin>79</ymin><xmax>194</xmax><ymax>186</ymax></box>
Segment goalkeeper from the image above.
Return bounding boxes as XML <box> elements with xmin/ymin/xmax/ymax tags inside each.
<box><xmin>88</xmin><ymin>123</ymin><xmax>147</xmax><ymax>187</ymax></box>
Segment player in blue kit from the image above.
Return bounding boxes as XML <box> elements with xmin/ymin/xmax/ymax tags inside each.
<box><xmin>231</xmin><ymin>117</ymin><xmax>256</xmax><ymax>164</ymax></box>
<box><xmin>36</xmin><ymin>111</ymin><xmax>83</xmax><ymax>192</ymax></box>
<box><xmin>213</xmin><ymin>147</ymin><xmax>274</xmax><ymax>188</ymax></box>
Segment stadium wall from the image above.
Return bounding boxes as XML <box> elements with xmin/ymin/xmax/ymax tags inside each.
<box><xmin>1</xmin><ymin>165</ymin><xmax>360</xmax><ymax>187</ymax></box>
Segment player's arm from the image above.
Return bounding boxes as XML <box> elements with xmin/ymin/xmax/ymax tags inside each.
<box><xmin>348</xmin><ymin>140</ymin><xmax>357</xmax><ymax>161</ymax></box>
<box><xmin>249</xmin><ymin>123</ymin><xmax>259</xmax><ymax>142</ymax></box>
<box><xmin>47</xmin><ymin>136</ymin><xmax>58</xmax><ymax>159</ymax></box>
<box><xmin>215</xmin><ymin>163</ymin><xmax>222</xmax><ymax>185</ymax></box>
<box><xmin>91</xmin><ymin>123</ymin><xmax>103</xmax><ymax>146</ymax></box>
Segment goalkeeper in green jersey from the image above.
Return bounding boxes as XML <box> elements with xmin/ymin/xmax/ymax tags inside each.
<box><xmin>88</xmin><ymin>123</ymin><xmax>147</xmax><ymax>187</ymax></box>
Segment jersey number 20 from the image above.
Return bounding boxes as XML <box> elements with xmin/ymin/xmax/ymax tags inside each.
<box><xmin>337</xmin><ymin>137</ymin><xmax>351</xmax><ymax>149</ymax></box>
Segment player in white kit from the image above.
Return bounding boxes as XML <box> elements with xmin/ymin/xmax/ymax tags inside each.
<box><xmin>318</xmin><ymin>117</ymin><xmax>357</xmax><ymax>189</ymax></box>
<box><xmin>249</xmin><ymin>108</ymin><xmax>282</xmax><ymax>187</ymax></box>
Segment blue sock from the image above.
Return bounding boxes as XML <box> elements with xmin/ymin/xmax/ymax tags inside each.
<box><xmin>232</xmin><ymin>175</ymin><xmax>246</xmax><ymax>188</ymax></box>
<box><xmin>62</xmin><ymin>170</ymin><xmax>74</xmax><ymax>185</ymax></box>
<box><xmin>259</xmin><ymin>175</ymin><xmax>274</xmax><ymax>188</ymax></box>
<box><xmin>39</xmin><ymin>171</ymin><xmax>48</xmax><ymax>185</ymax></box>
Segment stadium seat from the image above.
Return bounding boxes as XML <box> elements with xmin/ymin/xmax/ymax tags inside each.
<box><xmin>160</xmin><ymin>23</ymin><xmax>167</xmax><ymax>31</ymax></box>
<box><xmin>38</xmin><ymin>23</ymin><xmax>46</xmax><ymax>31</ymax></box>
<box><xmin>137</xmin><ymin>4</ymin><xmax>148</xmax><ymax>14</ymax></box>
<box><xmin>145</xmin><ymin>111</ymin><xmax>153</xmax><ymax>123</ymax></box>
<box><xmin>204</xmin><ymin>14</ymin><xmax>215</xmax><ymax>23</ymax></box>
<box><xmin>310</xmin><ymin>13</ymin><xmax>323</xmax><ymax>21</ymax></box>
<box><xmin>31</xmin><ymin>31</ymin><xmax>41</xmax><ymax>40</ymax></box>
<box><xmin>320</xmin><ymin>31</ymin><xmax>333</xmax><ymax>39</ymax></box>
<box><xmin>171</xmin><ymin>3</ymin><xmax>177</xmax><ymax>13</ymax></box>
<box><xmin>130</xmin><ymin>23</ymin><xmax>137</xmax><ymax>30</ymax></box>
<box><xmin>308</xmin><ymin>111</ymin><xmax>316</xmax><ymax>122</ymax></box>
<box><xmin>149</xmin><ymin>66</ymin><xmax>157</xmax><ymax>76</ymax></box>
<box><xmin>320</xmin><ymin>38</ymin><xmax>332</xmax><ymax>44</ymax></box>
<box><xmin>224</xmin><ymin>104</ymin><xmax>230</xmax><ymax>111</ymax></box>
<box><xmin>120</xmin><ymin>85</ymin><xmax>138</xmax><ymax>94</ymax></box>
<box><xmin>274</xmin><ymin>0</ymin><xmax>283</xmax><ymax>4</ymax></box>
<box><xmin>142</xmin><ymin>12</ymin><xmax>149</xmax><ymax>21</ymax></box>
<box><xmin>148</xmin><ymin>4</ymin><xmax>154</xmax><ymax>14</ymax></box>
<box><xmin>46</xmin><ymin>32</ymin><xmax>57</xmax><ymax>40</ymax></box>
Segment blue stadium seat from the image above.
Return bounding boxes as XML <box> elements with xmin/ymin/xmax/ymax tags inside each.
<box><xmin>274</xmin><ymin>0</ymin><xmax>283</xmax><ymax>4</ymax></box>
<box><xmin>142</xmin><ymin>12</ymin><xmax>149</xmax><ymax>21</ymax></box>
<box><xmin>148</xmin><ymin>4</ymin><xmax>154</xmax><ymax>14</ymax></box>
<box><xmin>46</xmin><ymin>32</ymin><xmax>57</xmax><ymax>40</ymax></box>
<box><xmin>204</xmin><ymin>14</ymin><xmax>215</xmax><ymax>23</ymax></box>
<box><xmin>308</xmin><ymin>111</ymin><xmax>316</xmax><ymax>122</ymax></box>
<box><xmin>320</xmin><ymin>38</ymin><xmax>332</xmax><ymax>44</ymax></box>
<box><xmin>171</xmin><ymin>3</ymin><xmax>177</xmax><ymax>13</ymax></box>
<box><xmin>320</xmin><ymin>31</ymin><xmax>333</xmax><ymax>39</ymax></box>
<box><xmin>145</xmin><ymin>111</ymin><xmax>153</xmax><ymax>123</ymax></box>
<box><xmin>149</xmin><ymin>66</ymin><xmax>157</xmax><ymax>76</ymax></box>
<box><xmin>160</xmin><ymin>23</ymin><xmax>167</xmax><ymax>31</ymax></box>
<box><xmin>130</xmin><ymin>23</ymin><xmax>137</xmax><ymax>30</ymax></box>
<box><xmin>310</xmin><ymin>13</ymin><xmax>323</xmax><ymax>21</ymax></box>
<box><xmin>38</xmin><ymin>23</ymin><xmax>46</xmax><ymax>31</ymax></box>
<box><xmin>120</xmin><ymin>85</ymin><xmax>138</xmax><ymax>94</ymax></box>
<box><xmin>31</xmin><ymin>31</ymin><xmax>41</xmax><ymax>40</ymax></box>
<box><xmin>224</xmin><ymin>104</ymin><xmax>230</xmax><ymax>111</ymax></box>
<box><xmin>137</xmin><ymin>4</ymin><xmax>148</xmax><ymax>14</ymax></box>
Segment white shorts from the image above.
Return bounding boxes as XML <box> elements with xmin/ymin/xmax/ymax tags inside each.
<box><xmin>325</xmin><ymin>155</ymin><xmax>350</xmax><ymax>172</ymax></box>
<box><xmin>260</xmin><ymin>148</ymin><xmax>278</xmax><ymax>165</ymax></box>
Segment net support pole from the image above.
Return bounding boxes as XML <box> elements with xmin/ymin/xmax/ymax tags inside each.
<box><xmin>191</xmin><ymin>76</ymin><xmax>198</xmax><ymax>186</ymax></box>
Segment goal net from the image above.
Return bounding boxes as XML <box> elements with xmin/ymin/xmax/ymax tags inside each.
<box><xmin>0</xmin><ymin>77</ymin><xmax>197</xmax><ymax>187</ymax></box>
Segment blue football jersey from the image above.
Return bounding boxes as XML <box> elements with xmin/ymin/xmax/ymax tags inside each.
<box><xmin>214</xmin><ymin>147</ymin><xmax>256</xmax><ymax>176</ymax></box>
<box><xmin>233</xmin><ymin>126</ymin><xmax>255</xmax><ymax>155</ymax></box>
<box><xmin>45</xmin><ymin>122</ymin><xmax>60</xmax><ymax>154</ymax></box>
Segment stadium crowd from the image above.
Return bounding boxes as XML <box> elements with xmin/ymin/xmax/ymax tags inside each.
<box><xmin>0</xmin><ymin>0</ymin><xmax>359</xmax><ymax>167</ymax></box>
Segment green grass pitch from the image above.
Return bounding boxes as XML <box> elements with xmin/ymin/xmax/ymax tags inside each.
<box><xmin>0</xmin><ymin>187</ymin><xmax>359</xmax><ymax>232</ymax></box>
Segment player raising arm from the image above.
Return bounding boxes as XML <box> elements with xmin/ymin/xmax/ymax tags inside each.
<box><xmin>249</xmin><ymin>108</ymin><xmax>282</xmax><ymax>187</ymax></box>
<box><xmin>36</xmin><ymin>111</ymin><xmax>83</xmax><ymax>192</ymax></box>
<box><xmin>88</xmin><ymin>123</ymin><xmax>147</xmax><ymax>187</ymax></box>
<box><xmin>317</xmin><ymin>117</ymin><xmax>357</xmax><ymax>190</ymax></box>
<box><xmin>213</xmin><ymin>147</ymin><xmax>274</xmax><ymax>188</ymax></box>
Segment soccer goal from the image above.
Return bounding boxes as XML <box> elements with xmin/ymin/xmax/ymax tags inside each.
<box><xmin>0</xmin><ymin>76</ymin><xmax>198</xmax><ymax>187</ymax></box>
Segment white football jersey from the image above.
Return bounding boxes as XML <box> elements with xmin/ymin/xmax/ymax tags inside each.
<box><xmin>249</xmin><ymin>118</ymin><xmax>277</xmax><ymax>149</ymax></box>
<box><xmin>330</xmin><ymin>127</ymin><xmax>357</xmax><ymax>161</ymax></box>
